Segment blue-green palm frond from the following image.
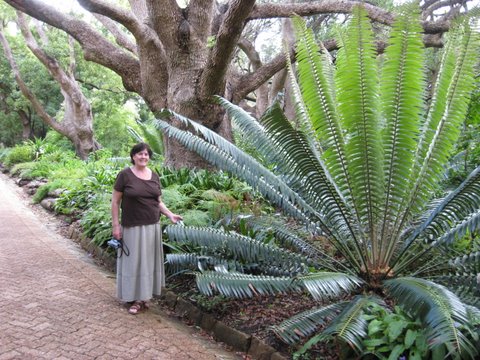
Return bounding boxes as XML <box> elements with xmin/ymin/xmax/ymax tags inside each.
<box><xmin>272</xmin><ymin>302</ymin><xmax>347</xmax><ymax>344</ymax></box>
<box><xmin>321</xmin><ymin>295</ymin><xmax>385</xmax><ymax>353</ymax></box>
<box><xmin>298</xmin><ymin>272</ymin><xmax>363</xmax><ymax>301</ymax></box>
<box><xmin>217</xmin><ymin>96</ymin><xmax>353</xmax><ymax>244</ymax></box>
<box><xmin>379</xmin><ymin>6</ymin><xmax>425</xmax><ymax>259</ymax></box>
<box><xmin>424</xmin><ymin>166</ymin><xmax>480</xmax><ymax>243</ymax></box>
<box><xmin>166</xmin><ymin>253</ymin><xmax>231</xmax><ymax>273</ymax></box>
<box><xmin>196</xmin><ymin>271</ymin><xmax>298</xmax><ymax>298</ymax></box>
<box><xmin>430</xmin><ymin>252</ymin><xmax>480</xmax><ymax>307</ymax></box>
<box><xmin>335</xmin><ymin>6</ymin><xmax>384</xmax><ymax>243</ymax></box>
<box><xmin>213</xmin><ymin>96</ymin><xmax>280</xmax><ymax>167</ymax></box>
<box><xmin>385</xmin><ymin>277</ymin><xmax>477</xmax><ymax>355</ymax></box>
<box><xmin>450</xmin><ymin>251</ymin><xmax>480</xmax><ymax>274</ymax></box>
<box><xmin>404</xmin><ymin>22</ymin><xmax>479</xmax><ymax>222</ymax></box>
<box><xmin>435</xmin><ymin>211</ymin><xmax>480</xmax><ymax>246</ymax></box>
<box><xmin>165</xmin><ymin>225</ymin><xmax>309</xmax><ymax>275</ymax></box>
<box><xmin>231</xmin><ymin>215</ymin><xmax>344</xmax><ymax>272</ymax></box>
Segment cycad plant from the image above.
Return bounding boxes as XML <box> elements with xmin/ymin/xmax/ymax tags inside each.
<box><xmin>156</xmin><ymin>6</ymin><xmax>480</xmax><ymax>358</ymax></box>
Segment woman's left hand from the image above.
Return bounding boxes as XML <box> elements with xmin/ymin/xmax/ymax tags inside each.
<box><xmin>167</xmin><ymin>213</ymin><xmax>183</xmax><ymax>224</ymax></box>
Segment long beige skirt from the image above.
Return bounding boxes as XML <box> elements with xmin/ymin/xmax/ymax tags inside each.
<box><xmin>116</xmin><ymin>223</ymin><xmax>165</xmax><ymax>302</ymax></box>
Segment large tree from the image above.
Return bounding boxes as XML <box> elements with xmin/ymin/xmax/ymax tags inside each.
<box><xmin>3</xmin><ymin>0</ymin><xmax>474</xmax><ymax>167</ymax></box>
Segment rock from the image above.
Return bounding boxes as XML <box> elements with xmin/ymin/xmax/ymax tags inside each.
<box><xmin>212</xmin><ymin>321</ymin><xmax>251</xmax><ymax>353</ymax></box>
<box><xmin>175</xmin><ymin>298</ymin><xmax>203</xmax><ymax>325</ymax></box>
<box><xmin>248</xmin><ymin>337</ymin><xmax>277</xmax><ymax>360</ymax></box>
<box><xmin>16</xmin><ymin>178</ymin><xmax>30</xmax><ymax>187</ymax></box>
<box><xmin>40</xmin><ymin>197</ymin><xmax>56</xmax><ymax>211</ymax></box>
<box><xmin>48</xmin><ymin>188</ymin><xmax>65</xmax><ymax>197</ymax></box>
<box><xmin>26</xmin><ymin>179</ymin><xmax>47</xmax><ymax>190</ymax></box>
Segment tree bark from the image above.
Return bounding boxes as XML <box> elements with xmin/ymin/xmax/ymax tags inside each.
<box><xmin>17</xmin><ymin>109</ymin><xmax>33</xmax><ymax>141</ymax></box>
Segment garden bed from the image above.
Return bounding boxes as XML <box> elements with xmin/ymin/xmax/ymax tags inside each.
<box><xmin>157</xmin><ymin>274</ymin><xmax>340</xmax><ymax>359</ymax></box>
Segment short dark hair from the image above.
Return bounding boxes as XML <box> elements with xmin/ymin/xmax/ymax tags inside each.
<box><xmin>130</xmin><ymin>142</ymin><xmax>153</xmax><ymax>164</ymax></box>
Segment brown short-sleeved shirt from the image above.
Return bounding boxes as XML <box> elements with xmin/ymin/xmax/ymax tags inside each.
<box><xmin>114</xmin><ymin>167</ymin><xmax>162</xmax><ymax>227</ymax></box>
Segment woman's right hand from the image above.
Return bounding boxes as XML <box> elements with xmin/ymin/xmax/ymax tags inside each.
<box><xmin>112</xmin><ymin>224</ymin><xmax>122</xmax><ymax>240</ymax></box>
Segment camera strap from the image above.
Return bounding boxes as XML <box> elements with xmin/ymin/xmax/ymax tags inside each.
<box><xmin>118</xmin><ymin>239</ymin><xmax>130</xmax><ymax>258</ymax></box>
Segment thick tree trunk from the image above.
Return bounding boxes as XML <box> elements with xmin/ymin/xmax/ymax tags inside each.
<box><xmin>161</xmin><ymin>63</ymin><xmax>230</xmax><ymax>169</ymax></box>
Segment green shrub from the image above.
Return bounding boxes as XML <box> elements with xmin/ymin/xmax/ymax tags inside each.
<box><xmin>181</xmin><ymin>209</ymin><xmax>211</xmax><ymax>227</ymax></box>
<box><xmin>4</xmin><ymin>144</ymin><xmax>33</xmax><ymax>167</ymax></box>
<box><xmin>32</xmin><ymin>178</ymin><xmax>70</xmax><ymax>203</ymax></box>
<box><xmin>80</xmin><ymin>193</ymin><xmax>112</xmax><ymax>247</ymax></box>
<box><xmin>361</xmin><ymin>304</ymin><xmax>429</xmax><ymax>360</ymax></box>
<box><xmin>10</xmin><ymin>162</ymin><xmax>36</xmax><ymax>179</ymax></box>
<box><xmin>162</xmin><ymin>186</ymin><xmax>191</xmax><ymax>212</ymax></box>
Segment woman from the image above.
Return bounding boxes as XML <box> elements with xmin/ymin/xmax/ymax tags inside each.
<box><xmin>111</xmin><ymin>142</ymin><xmax>182</xmax><ymax>315</ymax></box>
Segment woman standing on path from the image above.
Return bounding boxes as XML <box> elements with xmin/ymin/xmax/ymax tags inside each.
<box><xmin>111</xmin><ymin>142</ymin><xmax>182</xmax><ymax>315</ymax></box>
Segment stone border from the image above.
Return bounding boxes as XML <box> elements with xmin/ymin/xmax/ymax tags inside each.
<box><xmin>67</xmin><ymin>224</ymin><xmax>287</xmax><ymax>360</ymax></box>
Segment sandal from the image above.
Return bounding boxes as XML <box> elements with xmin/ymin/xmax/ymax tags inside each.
<box><xmin>128</xmin><ymin>301</ymin><xmax>145</xmax><ymax>315</ymax></box>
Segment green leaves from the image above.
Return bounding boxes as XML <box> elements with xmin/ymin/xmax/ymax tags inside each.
<box><xmin>362</xmin><ymin>304</ymin><xmax>428</xmax><ymax>359</ymax></box>
<box><xmin>385</xmin><ymin>277</ymin><xmax>477</xmax><ymax>356</ymax></box>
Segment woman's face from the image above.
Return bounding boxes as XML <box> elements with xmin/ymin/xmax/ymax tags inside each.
<box><xmin>132</xmin><ymin>149</ymin><xmax>150</xmax><ymax>166</ymax></box>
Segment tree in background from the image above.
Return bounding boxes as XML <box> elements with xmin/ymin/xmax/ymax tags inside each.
<box><xmin>0</xmin><ymin>10</ymin><xmax>101</xmax><ymax>159</ymax></box>
<box><xmin>3</xmin><ymin>0</ymin><xmax>474</xmax><ymax>168</ymax></box>
<box><xmin>0</xmin><ymin>24</ymin><xmax>62</xmax><ymax>145</ymax></box>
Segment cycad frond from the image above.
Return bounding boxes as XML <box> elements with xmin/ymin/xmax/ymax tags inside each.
<box><xmin>272</xmin><ymin>302</ymin><xmax>346</xmax><ymax>344</ymax></box>
<box><xmin>335</xmin><ymin>6</ymin><xmax>383</xmax><ymax>252</ymax></box>
<box><xmin>450</xmin><ymin>251</ymin><xmax>480</xmax><ymax>274</ymax></box>
<box><xmin>292</xmin><ymin>16</ymin><xmax>350</xmax><ymax>200</ymax></box>
<box><xmin>380</xmin><ymin>6</ymin><xmax>425</xmax><ymax>263</ymax></box>
<box><xmin>231</xmin><ymin>215</ymin><xmax>344</xmax><ymax>272</ymax></box>
<box><xmin>436</xmin><ymin>211</ymin><xmax>480</xmax><ymax>246</ymax></box>
<box><xmin>298</xmin><ymin>272</ymin><xmax>363</xmax><ymax>301</ymax></box>
<box><xmin>284</xmin><ymin>42</ymin><xmax>324</xmax><ymax>160</ymax></box>
<box><xmin>196</xmin><ymin>271</ymin><xmax>298</xmax><ymax>298</ymax></box>
<box><xmin>393</xmin><ymin>166</ymin><xmax>480</xmax><ymax>272</ymax></box>
<box><xmin>165</xmin><ymin>225</ymin><xmax>309</xmax><ymax>274</ymax></box>
<box><xmin>213</xmin><ymin>96</ymin><xmax>279</xmax><ymax>167</ymax></box>
<box><xmin>385</xmin><ymin>277</ymin><xmax>477</xmax><ymax>355</ymax></box>
<box><xmin>431</xmin><ymin>274</ymin><xmax>480</xmax><ymax>308</ymax></box>
<box><xmin>425</xmin><ymin>166</ymin><xmax>480</xmax><ymax>241</ymax></box>
<box><xmin>321</xmin><ymin>295</ymin><xmax>385</xmax><ymax>353</ymax></box>
<box><xmin>165</xmin><ymin>253</ymin><xmax>230</xmax><ymax>273</ymax></box>
<box><xmin>402</xmin><ymin>22</ymin><xmax>479</xmax><ymax>226</ymax></box>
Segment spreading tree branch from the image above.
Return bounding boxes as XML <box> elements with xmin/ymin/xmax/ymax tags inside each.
<box><xmin>200</xmin><ymin>0</ymin><xmax>256</xmax><ymax>99</ymax></box>
<box><xmin>4</xmin><ymin>0</ymin><xmax>142</xmax><ymax>93</ymax></box>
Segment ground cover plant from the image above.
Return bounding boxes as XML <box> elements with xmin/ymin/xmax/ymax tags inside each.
<box><xmin>155</xmin><ymin>6</ymin><xmax>480</xmax><ymax>359</ymax></box>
